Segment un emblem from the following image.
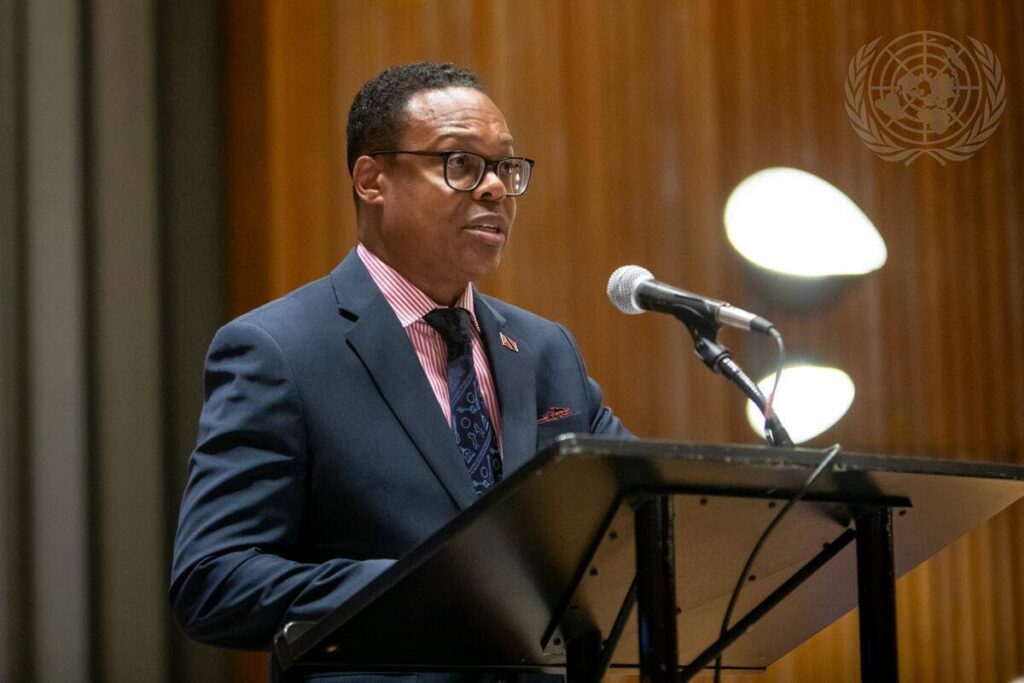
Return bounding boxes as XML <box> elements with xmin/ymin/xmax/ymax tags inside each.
<box><xmin>845</xmin><ymin>31</ymin><xmax>1005</xmax><ymax>165</ymax></box>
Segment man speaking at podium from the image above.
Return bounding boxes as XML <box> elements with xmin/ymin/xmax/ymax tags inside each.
<box><xmin>171</xmin><ymin>62</ymin><xmax>629</xmax><ymax>681</ymax></box>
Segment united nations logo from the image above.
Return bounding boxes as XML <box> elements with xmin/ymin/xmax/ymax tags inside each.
<box><xmin>845</xmin><ymin>31</ymin><xmax>1006</xmax><ymax>165</ymax></box>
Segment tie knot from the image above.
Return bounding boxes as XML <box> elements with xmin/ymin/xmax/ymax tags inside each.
<box><xmin>424</xmin><ymin>307</ymin><xmax>473</xmax><ymax>361</ymax></box>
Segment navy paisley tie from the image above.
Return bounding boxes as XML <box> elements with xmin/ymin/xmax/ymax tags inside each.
<box><xmin>424</xmin><ymin>307</ymin><xmax>502</xmax><ymax>495</ymax></box>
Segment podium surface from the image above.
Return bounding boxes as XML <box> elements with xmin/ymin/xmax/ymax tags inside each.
<box><xmin>275</xmin><ymin>437</ymin><xmax>1024</xmax><ymax>677</ymax></box>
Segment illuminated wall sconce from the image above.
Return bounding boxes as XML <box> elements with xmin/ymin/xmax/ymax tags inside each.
<box><xmin>745</xmin><ymin>365</ymin><xmax>856</xmax><ymax>445</ymax></box>
<box><xmin>725</xmin><ymin>167</ymin><xmax>879</xmax><ymax>439</ymax></box>
<box><xmin>725</xmin><ymin>167</ymin><xmax>887</xmax><ymax>278</ymax></box>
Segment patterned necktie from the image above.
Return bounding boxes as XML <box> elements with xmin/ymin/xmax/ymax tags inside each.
<box><xmin>423</xmin><ymin>307</ymin><xmax>502</xmax><ymax>495</ymax></box>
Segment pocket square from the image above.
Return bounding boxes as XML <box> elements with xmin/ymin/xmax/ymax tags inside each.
<box><xmin>538</xmin><ymin>406</ymin><xmax>575</xmax><ymax>423</ymax></box>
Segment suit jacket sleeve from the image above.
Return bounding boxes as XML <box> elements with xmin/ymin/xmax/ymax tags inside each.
<box><xmin>169</xmin><ymin>320</ymin><xmax>394</xmax><ymax>650</ymax></box>
<box><xmin>558</xmin><ymin>323</ymin><xmax>631</xmax><ymax>438</ymax></box>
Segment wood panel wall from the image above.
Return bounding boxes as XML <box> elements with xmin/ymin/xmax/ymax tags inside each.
<box><xmin>224</xmin><ymin>1</ymin><xmax>1024</xmax><ymax>681</ymax></box>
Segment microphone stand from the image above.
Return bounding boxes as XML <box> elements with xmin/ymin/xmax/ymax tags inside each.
<box><xmin>678</xmin><ymin>316</ymin><xmax>793</xmax><ymax>448</ymax></box>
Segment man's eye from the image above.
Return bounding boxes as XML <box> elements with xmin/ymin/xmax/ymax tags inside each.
<box><xmin>449</xmin><ymin>153</ymin><xmax>471</xmax><ymax>170</ymax></box>
<box><xmin>500</xmin><ymin>159</ymin><xmax>524</xmax><ymax>174</ymax></box>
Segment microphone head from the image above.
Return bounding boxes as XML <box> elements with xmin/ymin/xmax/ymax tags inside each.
<box><xmin>607</xmin><ymin>265</ymin><xmax>655</xmax><ymax>314</ymax></box>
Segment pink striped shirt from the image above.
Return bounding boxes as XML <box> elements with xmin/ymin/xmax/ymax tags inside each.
<box><xmin>357</xmin><ymin>243</ymin><xmax>503</xmax><ymax>453</ymax></box>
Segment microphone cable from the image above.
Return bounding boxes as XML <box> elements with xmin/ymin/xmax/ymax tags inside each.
<box><xmin>712</xmin><ymin>443</ymin><xmax>844</xmax><ymax>682</ymax></box>
<box><xmin>762</xmin><ymin>327</ymin><xmax>786</xmax><ymax>446</ymax></box>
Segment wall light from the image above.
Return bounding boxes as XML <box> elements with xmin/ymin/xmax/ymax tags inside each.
<box><xmin>725</xmin><ymin>167</ymin><xmax>887</xmax><ymax>277</ymax></box>
<box><xmin>745</xmin><ymin>365</ymin><xmax>855</xmax><ymax>444</ymax></box>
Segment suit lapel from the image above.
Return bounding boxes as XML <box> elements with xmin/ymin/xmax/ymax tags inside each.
<box><xmin>331</xmin><ymin>252</ymin><xmax>478</xmax><ymax>511</ymax></box>
<box><xmin>475</xmin><ymin>294</ymin><xmax>537</xmax><ymax>475</ymax></box>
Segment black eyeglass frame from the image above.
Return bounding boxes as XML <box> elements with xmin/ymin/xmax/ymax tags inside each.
<box><xmin>367</xmin><ymin>149</ymin><xmax>535</xmax><ymax>196</ymax></box>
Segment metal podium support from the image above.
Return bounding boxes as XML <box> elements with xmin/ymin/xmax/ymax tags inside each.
<box><xmin>634</xmin><ymin>496</ymin><xmax>678</xmax><ymax>683</ymax></box>
<box><xmin>856</xmin><ymin>507</ymin><xmax>899</xmax><ymax>683</ymax></box>
<box><xmin>598</xmin><ymin>497</ymin><xmax>902</xmax><ymax>683</ymax></box>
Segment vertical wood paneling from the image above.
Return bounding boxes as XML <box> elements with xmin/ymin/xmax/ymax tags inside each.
<box><xmin>225</xmin><ymin>1</ymin><xmax>1024</xmax><ymax>680</ymax></box>
<box><xmin>225</xmin><ymin>0</ymin><xmax>270</xmax><ymax>317</ymax></box>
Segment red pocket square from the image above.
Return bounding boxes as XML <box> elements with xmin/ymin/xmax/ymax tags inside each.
<box><xmin>538</xmin><ymin>406</ymin><xmax>574</xmax><ymax>423</ymax></box>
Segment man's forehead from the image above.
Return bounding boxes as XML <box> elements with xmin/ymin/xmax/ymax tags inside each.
<box><xmin>401</xmin><ymin>87</ymin><xmax>514</xmax><ymax>145</ymax></box>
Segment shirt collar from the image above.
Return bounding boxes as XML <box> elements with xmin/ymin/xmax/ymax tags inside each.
<box><xmin>357</xmin><ymin>243</ymin><xmax>479</xmax><ymax>331</ymax></box>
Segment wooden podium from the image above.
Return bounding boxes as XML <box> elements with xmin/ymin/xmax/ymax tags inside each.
<box><xmin>273</xmin><ymin>436</ymin><xmax>1024</xmax><ymax>682</ymax></box>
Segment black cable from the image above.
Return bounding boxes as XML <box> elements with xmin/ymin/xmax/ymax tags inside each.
<box><xmin>712</xmin><ymin>443</ymin><xmax>844</xmax><ymax>682</ymax></box>
<box><xmin>762</xmin><ymin>328</ymin><xmax>786</xmax><ymax>445</ymax></box>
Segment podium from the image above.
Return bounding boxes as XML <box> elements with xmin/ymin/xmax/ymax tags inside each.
<box><xmin>273</xmin><ymin>436</ymin><xmax>1024</xmax><ymax>682</ymax></box>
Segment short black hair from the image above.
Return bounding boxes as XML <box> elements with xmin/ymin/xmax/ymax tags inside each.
<box><xmin>346</xmin><ymin>62</ymin><xmax>486</xmax><ymax>173</ymax></box>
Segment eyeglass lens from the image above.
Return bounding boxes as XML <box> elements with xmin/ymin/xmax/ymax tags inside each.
<box><xmin>445</xmin><ymin>152</ymin><xmax>531</xmax><ymax>195</ymax></box>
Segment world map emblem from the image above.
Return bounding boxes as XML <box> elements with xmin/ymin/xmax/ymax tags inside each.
<box><xmin>845</xmin><ymin>31</ymin><xmax>1006</xmax><ymax>165</ymax></box>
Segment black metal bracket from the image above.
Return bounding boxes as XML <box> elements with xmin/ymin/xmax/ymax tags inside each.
<box><xmin>678</xmin><ymin>527</ymin><xmax>858</xmax><ymax>681</ymax></box>
<box><xmin>635</xmin><ymin>496</ymin><xmax>678</xmax><ymax>683</ymax></box>
<box><xmin>855</xmin><ymin>507</ymin><xmax>900</xmax><ymax>683</ymax></box>
<box><xmin>594</xmin><ymin>576</ymin><xmax>638</xmax><ymax>683</ymax></box>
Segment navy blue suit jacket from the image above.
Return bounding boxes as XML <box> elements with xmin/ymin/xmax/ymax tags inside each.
<box><xmin>170</xmin><ymin>249</ymin><xmax>629</xmax><ymax>671</ymax></box>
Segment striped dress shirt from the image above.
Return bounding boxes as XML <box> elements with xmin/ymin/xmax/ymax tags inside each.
<box><xmin>356</xmin><ymin>243</ymin><xmax>503</xmax><ymax>453</ymax></box>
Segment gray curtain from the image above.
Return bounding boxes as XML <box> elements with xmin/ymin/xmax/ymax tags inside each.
<box><xmin>0</xmin><ymin>1</ymin><xmax>228</xmax><ymax>680</ymax></box>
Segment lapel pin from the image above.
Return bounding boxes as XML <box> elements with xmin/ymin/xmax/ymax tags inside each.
<box><xmin>499</xmin><ymin>332</ymin><xmax>519</xmax><ymax>353</ymax></box>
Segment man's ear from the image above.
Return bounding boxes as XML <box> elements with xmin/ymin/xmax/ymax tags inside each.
<box><xmin>352</xmin><ymin>155</ymin><xmax>385</xmax><ymax>206</ymax></box>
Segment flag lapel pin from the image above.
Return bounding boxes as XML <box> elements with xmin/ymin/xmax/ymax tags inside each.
<box><xmin>500</xmin><ymin>332</ymin><xmax>519</xmax><ymax>352</ymax></box>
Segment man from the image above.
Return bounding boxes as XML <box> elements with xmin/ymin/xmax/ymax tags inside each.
<box><xmin>171</xmin><ymin>62</ymin><xmax>629</xmax><ymax>680</ymax></box>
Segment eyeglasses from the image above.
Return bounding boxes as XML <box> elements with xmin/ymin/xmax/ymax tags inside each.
<box><xmin>368</xmin><ymin>150</ymin><xmax>534</xmax><ymax>196</ymax></box>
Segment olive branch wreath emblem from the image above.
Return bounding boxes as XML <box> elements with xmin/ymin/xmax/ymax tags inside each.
<box><xmin>845</xmin><ymin>35</ymin><xmax>1006</xmax><ymax>165</ymax></box>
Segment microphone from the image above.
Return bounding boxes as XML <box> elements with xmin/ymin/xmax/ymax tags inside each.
<box><xmin>606</xmin><ymin>265</ymin><xmax>775</xmax><ymax>334</ymax></box>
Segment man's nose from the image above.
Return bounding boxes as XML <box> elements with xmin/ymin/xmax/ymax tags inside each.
<box><xmin>473</xmin><ymin>167</ymin><xmax>508</xmax><ymax>202</ymax></box>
